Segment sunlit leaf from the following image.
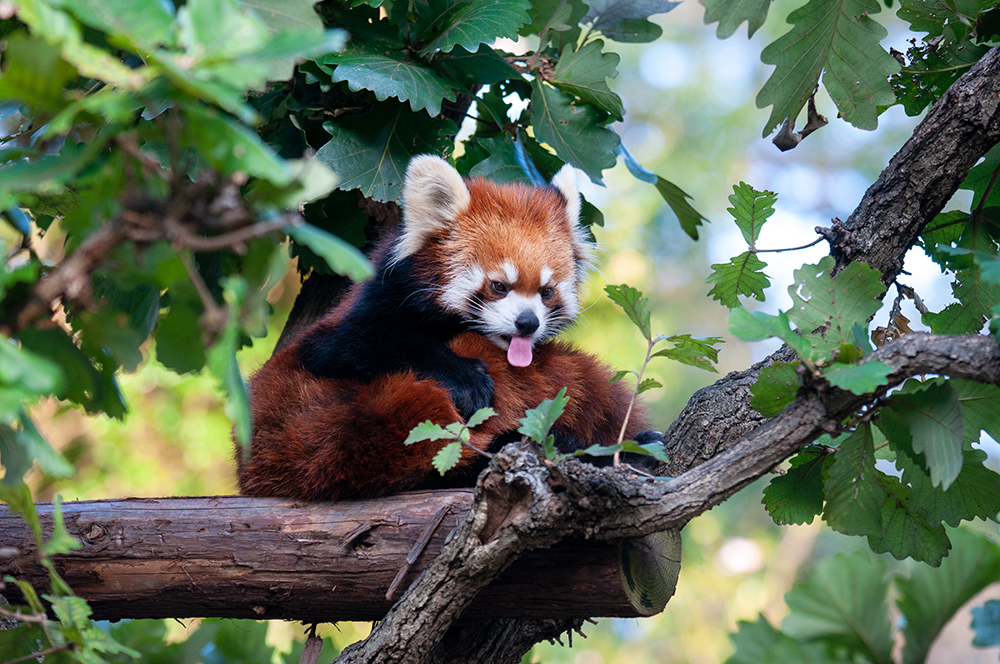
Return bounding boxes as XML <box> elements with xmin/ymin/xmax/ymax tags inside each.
<box><xmin>822</xmin><ymin>360</ymin><xmax>890</xmax><ymax>394</ymax></box>
<box><xmin>707</xmin><ymin>251</ymin><xmax>770</xmax><ymax>308</ymax></box>
<box><xmin>518</xmin><ymin>388</ymin><xmax>569</xmax><ymax>445</ymax></box>
<box><xmin>604</xmin><ymin>284</ymin><xmax>651</xmax><ymax>340</ymax></box>
<box><xmin>530</xmin><ymin>79</ymin><xmax>620</xmax><ymax>185</ymax></box>
<box><xmin>552</xmin><ymin>40</ymin><xmax>624</xmax><ymax>121</ymax></box>
<box><xmin>432</xmin><ymin>441</ymin><xmax>463</xmax><ymax>474</ymax></box>
<box><xmin>284</xmin><ymin>223</ymin><xmax>373</xmax><ymax>282</ymax></box>
<box><xmin>756</xmin><ymin>0</ymin><xmax>899</xmax><ymax>135</ymax></box>
<box><xmin>654</xmin><ymin>176</ymin><xmax>708</xmax><ymax>240</ymax></box>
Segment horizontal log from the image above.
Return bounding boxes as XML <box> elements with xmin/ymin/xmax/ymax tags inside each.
<box><xmin>0</xmin><ymin>492</ymin><xmax>680</xmax><ymax>623</ymax></box>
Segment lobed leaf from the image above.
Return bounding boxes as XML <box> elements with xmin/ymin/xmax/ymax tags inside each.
<box><xmin>518</xmin><ymin>388</ymin><xmax>569</xmax><ymax>445</ymax></box>
<box><xmin>605</xmin><ymin>284</ymin><xmax>652</xmax><ymax>340</ymax></box>
<box><xmin>822</xmin><ymin>425</ymin><xmax>884</xmax><ymax>537</ymax></box>
<box><xmin>583</xmin><ymin>0</ymin><xmax>681</xmax><ymax>43</ymax></box>
<box><xmin>889</xmin><ymin>381</ymin><xmax>964</xmax><ymax>490</ymax></box>
<box><xmin>318</xmin><ymin>101</ymin><xmax>457</xmax><ymax>202</ymax></box>
<box><xmin>762</xmin><ymin>450</ymin><xmax>827</xmax><ymax>525</ymax></box>
<box><xmin>756</xmin><ymin>0</ymin><xmax>899</xmax><ymax>136</ymax></box>
<box><xmin>707</xmin><ymin>251</ymin><xmax>770</xmax><ymax>308</ymax></box>
<box><xmin>432</xmin><ymin>441</ymin><xmax>463</xmax><ymax>475</ymax></box>
<box><xmin>318</xmin><ymin>43</ymin><xmax>459</xmax><ymax>116</ymax></box>
<box><xmin>868</xmin><ymin>472</ymin><xmax>951</xmax><ymax>565</ymax></box>
<box><xmin>415</xmin><ymin>0</ymin><xmax>531</xmax><ymax>56</ymax></box>
<box><xmin>702</xmin><ymin>0</ymin><xmax>771</xmax><ymax>38</ymax></box>
<box><xmin>530</xmin><ymin>79</ymin><xmax>620</xmax><ymax>185</ymax></box>
<box><xmin>552</xmin><ymin>40</ymin><xmax>624</xmax><ymax>121</ymax></box>
<box><xmin>822</xmin><ymin>359</ymin><xmax>890</xmax><ymax>394</ymax></box>
<box><xmin>750</xmin><ymin>361</ymin><xmax>800</xmax><ymax>416</ymax></box>
<box><xmin>465</xmin><ymin>407</ymin><xmax>496</xmax><ymax>429</ymax></box>
<box><xmin>728</xmin><ymin>182</ymin><xmax>777</xmax><ymax>249</ymax></box>
<box><xmin>404</xmin><ymin>420</ymin><xmax>453</xmax><ymax>445</ymax></box>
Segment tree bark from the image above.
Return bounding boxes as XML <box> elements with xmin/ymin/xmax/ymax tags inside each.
<box><xmin>0</xmin><ymin>493</ymin><xmax>679</xmax><ymax>623</ymax></box>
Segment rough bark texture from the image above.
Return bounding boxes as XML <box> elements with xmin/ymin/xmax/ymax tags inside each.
<box><xmin>0</xmin><ymin>493</ymin><xmax>676</xmax><ymax>622</ymax></box>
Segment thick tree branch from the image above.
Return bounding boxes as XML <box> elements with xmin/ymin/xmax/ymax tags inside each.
<box><xmin>337</xmin><ymin>332</ymin><xmax>1000</xmax><ymax>663</ymax></box>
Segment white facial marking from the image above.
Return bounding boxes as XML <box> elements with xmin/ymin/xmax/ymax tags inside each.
<box><xmin>501</xmin><ymin>261</ymin><xmax>518</xmax><ymax>284</ymax></box>
<box><xmin>540</xmin><ymin>266</ymin><xmax>554</xmax><ymax>286</ymax></box>
<box><xmin>442</xmin><ymin>266</ymin><xmax>485</xmax><ymax>313</ymax></box>
<box><xmin>556</xmin><ymin>280</ymin><xmax>579</xmax><ymax>319</ymax></box>
<box><xmin>480</xmin><ymin>292</ymin><xmax>547</xmax><ymax>341</ymax></box>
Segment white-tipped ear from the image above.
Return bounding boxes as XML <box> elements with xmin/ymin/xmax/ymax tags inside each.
<box><xmin>394</xmin><ymin>155</ymin><xmax>471</xmax><ymax>261</ymax></box>
<box><xmin>550</xmin><ymin>164</ymin><xmax>581</xmax><ymax>226</ymax></box>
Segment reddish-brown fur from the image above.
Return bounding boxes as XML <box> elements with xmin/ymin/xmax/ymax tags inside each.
<box><xmin>238</xmin><ymin>331</ymin><xmax>651</xmax><ymax>500</ymax></box>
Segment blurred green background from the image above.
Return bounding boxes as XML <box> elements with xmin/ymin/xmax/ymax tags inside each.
<box><xmin>15</xmin><ymin>2</ymin><xmax>1000</xmax><ymax>662</ymax></box>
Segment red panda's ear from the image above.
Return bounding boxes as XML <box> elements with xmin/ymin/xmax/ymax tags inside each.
<box><xmin>395</xmin><ymin>155</ymin><xmax>471</xmax><ymax>261</ymax></box>
<box><xmin>550</xmin><ymin>164</ymin><xmax>581</xmax><ymax>225</ymax></box>
<box><xmin>550</xmin><ymin>164</ymin><xmax>595</xmax><ymax>274</ymax></box>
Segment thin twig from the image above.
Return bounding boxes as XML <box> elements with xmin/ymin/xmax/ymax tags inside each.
<box><xmin>174</xmin><ymin>215</ymin><xmax>294</xmax><ymax>253</ymax></box>
<box><xmin>754</xmin><ymin>237</ymin><xmax>825</xmax><ymax>253</ymax></box>
<box><xmin>0</xmin><ymin>606</ymin><xmax>47</xmax><ymax>624</ymax></box>
<box><xmin>1</xmin><ymin>643</ymin><xmax>73</xmax><ymax>664</ymax></box>
<box><xmin>178</xmin><ymin>250</ymin><xmax>227</xmax><ymax>333</ymax></box>
<box><xmin>115</xmin><ymin>135</ymin><xmax>171</xmax><ymax>180</ymax></box>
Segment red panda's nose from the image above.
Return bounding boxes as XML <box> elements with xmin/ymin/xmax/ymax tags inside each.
<box><xmin>515</xmin><ymin>311</ymin><xmax>540</xmax><ymax>336</ymax></box>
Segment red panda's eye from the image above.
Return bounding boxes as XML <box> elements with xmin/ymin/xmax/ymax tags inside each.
<box><xmin>540</xmin><ymin>286</ymin><xmax>553</xmax><ymax>299</ymax></box>
<box><xmin>492</xmin><ymin>281</ymin><xmax>508</xmax><ymax>294</ymax></box>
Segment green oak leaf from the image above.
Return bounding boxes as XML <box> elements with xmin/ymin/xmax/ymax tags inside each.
<box><xmin>756</xmin><ymin>0</ymin><xmax>899</xmax><ymax>136</ymax></box>
<box><xmin>727</xmin><ymin>308</ymin><xmax>814</xmax><ymax>360</ymax></box>
<box><xmin>923</xmin><ymin>269</ymin><xmax>1000</xmax><ymax>334</ymax></box>
<box><xmin>404</xmin><ymin>420</ymin><xmax>453</xmax><ymax>445</ymax></box>
<box><xmin>435</xmin><ymin>45</ymin><xmax>518</xmax><ymax>88</ymax></box>
<box><xmin>707</xmin><ymin>251</ymin><xmax>770</xmax><ymax>308</ymax></box>
<box><xmin>583</xmin><ymin>0</ymin><xmax>681</xmax><ymax>43</ymax></box>
<box><xmin>552</xmin><ymin>40</ymin><xmax>624</xmax><ymax>121</ymax></box>
<box><xmin>530</xmin><ymin>79</ymin><xmax>620</xmax><ymax>185</ymax></box>
<box><xmin>651</xmin><ymin>334</ymin><xmax>723</xmax><ymax>373</ymax></box>
<box><xmin>317</xmin><ymin>41</ymin><xmax>459</xmax><ymax>116</ymax></box>
<box><xmin>822</xmin><ymin>424</ymin><xmax>884</xmax><ymax>537</ymax></box>
<box><xmin>415</xmin><ymin>0</ymin><xmax>531</xmax><ymax>56</ymax></box>
<box><xmin>786</xmin><ymin>256</ymin><xmax>886</xmax><ymax>355</ymax></box>
<box><xmin>654</xmin><ymin>177</ymin><xmax>709</xmax><ymax>240</ymax></box>
<box><xmin>898</xmin><ymin>447</ymin><xmax>1000</xmax><ymax>527</ymax></box>
<box><xmin>728</xmin><ymin>182</ymin><xmax>777</xmax><ymax>249</ymax></box>
<box><xmin>466</xmin><ymin>137</ymin><xmax>533</xmax><ymax>184</ymax></box>
<box><xmin>432</xmin><ymin>441</ymin><xmax>463</xmax><ymax>474</ymax></box>
<box><xmin>702</xmin><ymin>0</ymin><xmax>771</xmax><ymax>38</ymax></box>
<box><xmin>605</xmin><ymin>284</ymin><xmax>652</xmax><ymax>340</ymax></box>
<box><xmin>318</xmin><ymin>101</ymin><xmax>457</xmax><ymax>202</ymax></box>
<box><xmin>465</xmin><ymin>407</ymin><xmax>496</xmax><ymax>428</ymax></box>
<box><xmin>636</xmin><ymin>378</ymin><xmax>662</xmax><ymax>394</ymax></box>
<box><xmin>869</xmin><ymin>471</ymin><xmax>951</xmax><ymax>565</ymax></box>
<box><xmin>953</xmin><ymin>378</ymin><xmax>1000</xmax><ymax>446</ymax></box>
<box><xmin>518</xmin><ymin>388</ymin><xmax>569</xmax><ymax>445</ymax></box>
<box><xmin>889</xmin><ymin>381</ymin><xmax>964</xmax><ymax>489</ymax></box>
<box><xmin>898</xmin><ymin>529</ymin><xmax>1000</xmax><ymax>664</ymax></box>
<box><xmin>822</xmin><ymin>360</ymin><xmax>891</xmax><ymax>394</ymax></box>
<box><xmin>782</xmin><ymin>551</ymin><xmax>894</xmax><ymax>664</ymax></box>
<box><xmin>762</xmin><ymin>450</ymin><xmax>827</xmax><ymax>525</ymax></box>
<box><xmin>750</xmin><ymin>361</ymin><xmax>800</xmax><ymax>417</ymax></box>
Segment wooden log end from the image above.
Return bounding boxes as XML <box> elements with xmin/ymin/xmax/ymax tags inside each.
<box><xmin>619</xmin><ymin>528</ymin><xmax>681</xmax><ymax>616</ymax></box>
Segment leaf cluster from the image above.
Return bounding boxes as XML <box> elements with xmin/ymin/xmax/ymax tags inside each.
<box><xmin>729</xmin><ymin>530</ymin><xmax>1000</xmax><ymax>664</ymax></box>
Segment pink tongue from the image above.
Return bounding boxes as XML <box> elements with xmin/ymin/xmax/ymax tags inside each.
<box><xmin>507</xmin><ymin>336</ymin><xmax>533</xmax><ymax>367</ymax></box>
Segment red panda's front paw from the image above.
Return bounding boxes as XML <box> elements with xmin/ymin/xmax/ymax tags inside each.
<box><xmin>435</xmin><ymin>356</ymin><xmax>495</xmax><ymax>422</ymax></box>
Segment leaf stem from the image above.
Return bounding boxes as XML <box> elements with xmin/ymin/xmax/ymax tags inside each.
<box><xmin>614</xmin><ymin>336</ymin><xmax>655</xmax><ymax>465</ymax></box>
<box><xmin>461</xmin><ymin>439</ymin><xmax>494</xmax><ymax>459</ymax></box>
<box><xmin>974</xmin><ymin>163</ymin><xmax>1000</xmax><ymax>215</ymax></box>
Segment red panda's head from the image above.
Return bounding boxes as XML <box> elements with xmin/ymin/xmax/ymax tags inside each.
<box><xmin>393</xmin><ymin>155</ymin><xmax>595</xmax><ymax>368</ymax></box>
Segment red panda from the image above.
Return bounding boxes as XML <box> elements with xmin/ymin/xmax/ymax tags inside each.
<box><xmin>237</xmin><ymin>156</ymin><xmax>663</xmax><ymax>500</ymax></box>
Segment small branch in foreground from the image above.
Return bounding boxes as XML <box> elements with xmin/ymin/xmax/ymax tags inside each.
<box><xmin>2</xmin><ymin>644</ymin><xmax>73</xmax><ymax>664</ymax></box>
